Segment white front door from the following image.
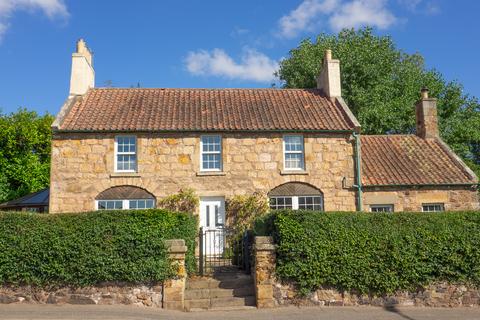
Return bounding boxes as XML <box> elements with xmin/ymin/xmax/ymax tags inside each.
<box><xmin>200</xmin><ymin>197</ymin><xmax>225</xmax><ymax>256</ymax></box>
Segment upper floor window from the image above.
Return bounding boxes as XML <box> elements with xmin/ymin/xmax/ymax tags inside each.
<box><xmin>370</xmin><ymin>204</ymin><xmax>394</xmax><ymax>213</ymax></box>
<box><xmin>422</xmin><ymin>203</ymin><xmax>445</xmax><ymax>212</ymax></box>
<box><xmin>283</xmin><ymin>135</ymin><xmax>304</xmax><ymax>170</ymax></box>
<box><xmin>201</xmin><ymin>135</ymin><xmax>222</xmax><ymax>171</ymax></box>
<box><xmin>115</xmin><ymin>136</ymin><xmax>137</xmax><ymax>172</ymax></box>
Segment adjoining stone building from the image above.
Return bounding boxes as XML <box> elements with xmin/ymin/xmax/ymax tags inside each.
<box><xmin>49</xmin><ymin>40</ymin><xmax>479</xmax><ymax>220</ymax></box>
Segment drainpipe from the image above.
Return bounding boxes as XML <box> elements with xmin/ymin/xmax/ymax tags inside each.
<box><xmin>352</xmin><ymin>132</ymin><xmax>363</xmax><ymax>211</ymax></box>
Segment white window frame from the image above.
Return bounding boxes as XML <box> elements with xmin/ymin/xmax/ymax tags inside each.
<box><xmin>422</xmin><ymin>203</ymin><xmax>445</xmax><ymax>212</ymax></box>
<box><xmin>200</xmin><ymin>135</ymin><xmax>222</xmax><ymax>172</ymax></box>
<box><xmin>270</xmin><ymin>195</ymin><xmax>323</xmax><ymax>211</ymax></box>
<box><xmin>370</xmin><ymin>204</ymin><xmax>394</xmax><ymax>213</ymax></box>
<box><xmin>283</xmin><ymin>135</ymin><xmax>305</xmax><ymax>171</ymax></box>
<box><xmin>114</xmin><ymin>136</ymin><xmax>137</xmax><ymax>173</ymax></box>
<box><xmin>95</xmin><ymin>199</ymin><xmax>155</xmax><ymax>211</ymax></box>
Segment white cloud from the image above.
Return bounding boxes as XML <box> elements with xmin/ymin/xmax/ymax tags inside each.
<box><xmin>0</xmin><ymin>0</ymin><xmax>68</xmax><ymax>42</ymax></box>
<box><xmin>278</xmin><ymin>0</ymin><xmax>339</xmax><ymax>39</ymax></box>
<box><xmin>398</xmin><ymin>0</ymin><xmax>440</xmax><ymax>15</ymax></box>
<box><xmin>330</xmin><ymin>0</ymin><xmax>396</xmax><ymax>31</ymax></box>
<box><xmin>277</xmin><ymin>0</ymin><xmax>397</xmax><ymax>38</ymax></box>
<box><xmin>185</xmin><ymin>48</ymin><xmax>279</xmax><ymax>83</ymax></box>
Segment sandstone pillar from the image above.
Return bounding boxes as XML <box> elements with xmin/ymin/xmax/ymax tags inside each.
<box><xmin>163</xmin><ymin>239</ymin><xmax>187</xmax><ymax>310</ymax></box>
<box><xmin>254</xmin><ymin>236</ymin><xmax>276</xmax><ymax>308</ymax></box>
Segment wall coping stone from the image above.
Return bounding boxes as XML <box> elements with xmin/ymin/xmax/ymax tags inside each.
<box><xmin>196</xmin><ymin>171</ymin><xmax>226</xmax><ymax>176</ymax></box>
<box><xmin>280</xmin><ymin>170</ymin><xmax>309</xmax><ymax>176</ymax></box>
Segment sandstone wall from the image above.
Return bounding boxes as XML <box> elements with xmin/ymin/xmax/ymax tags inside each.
<box><xmin>363</xmin><ymin>187</ymin><xmax>479</xmax><ymax>212</ymax></box>
<box><xmin>274</xmin><ymin>282</ymin><xmax>480</xmax><ymax>307</ymax></box>
<box><xmin>49</xmin><ymin>132</ymin><xmax>357</xmax><ymax>213</ymax></box>
<box><xmin>0</xmin><ymin>284</ymin><xmax>162</xmax><ymax>307</ymax></box>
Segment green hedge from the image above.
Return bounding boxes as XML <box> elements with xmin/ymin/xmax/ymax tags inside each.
<box><xmin>267</xmin><ymin>210</ymin><xmax>480</xmax><ymax>295</ymax></box>
<box><xmin>0</xmin><ymin>209</ymin><xmax>197</xmax><ymax>287</ymax></box>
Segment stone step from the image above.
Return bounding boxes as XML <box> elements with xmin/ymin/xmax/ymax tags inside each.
<box><xmin>186</xmin><ymin>275</ymin><xmax>253</xmax><ymax>290</ymax></box>
<box><xmin>185</xmin><ymin>295</ymin><xmax>256</xmax><ymax>311</ymax></box>
<box><xmin>184</xmin><ymin>298</ymin><xmax>210</xmax><ymax>311</ymax></box>
<box><xmin>185</xmin><ymin>286</ymin><xmax>255</xmax><ymax>300</ymax></box>
<box><xmin>188</xmin><ymin>306</ymin><xmax>257</xmax><ymax>312</ymax></box>
<box><xmin>210</xmin><ymin>295</ymin><xmax>256</xmax><ymax>308</ymax></box>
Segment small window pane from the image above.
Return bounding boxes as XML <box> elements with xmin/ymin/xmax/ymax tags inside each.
<box><xmin>98</xmin><ymin>200</ymin><xmax>123</xmax><ymax>210</ymax></box>
<box><xmin>284</xmin><ymin>136</ymin><xmax>303</xmax><ymax>152</ymax></box>
<box><xmin>285</xmin><ymin>153</ymin><xmax>303</xmax><ymax>169</ymax></box>
<box><xmin>298</xmin><ymin>196</ymin><xmax>323</xmax><ymax>211</ymax></box>
<box><xmin>422</xmin><ymin>203</ymin><xmax>444</xmax><ymax>212</ymax></box>
<box><xmin>370</xmin><ymin>205</ymin><xmax>394</xmax><ymax>213</ymax></box>
<box><xmin>146</xmin><ymin>199</ymin><xmax>154</xmax><ymax>208</ymax></box>
<box><xmin>130</xmin><ymin>200</ymin><xmax>137</xmax><ymax>209</ymax></box>
<box><xmin>269</xmin><ymin>197</ymin><xmax>293</xmax><ymax>210</ymax></box>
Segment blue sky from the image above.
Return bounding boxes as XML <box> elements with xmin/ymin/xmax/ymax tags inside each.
<box><xmin>0</xmin><ymin>0</ymin><xmax>479</xmax><ymax>115</ymax></box>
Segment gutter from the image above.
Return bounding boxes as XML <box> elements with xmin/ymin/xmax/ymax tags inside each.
<box><xmin>352</xmin><ymin>131</ymin><xmax>363</xmax><ymax>211</ymax></box>
<box><xmin>363</xmin><ymin>183</ymin><xmax>479</xmax><ymax>188</ymax></box>
<box><xmin>52</xmin><ymin>128</ymin><xmax>356</xmax><ymax>134</ymax></box>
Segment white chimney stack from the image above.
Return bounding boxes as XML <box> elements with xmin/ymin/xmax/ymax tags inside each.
<box><xmin>69</xmin><ymin>39</ymin><xmax>94</xmax><ymax>96</ymax></box>
<box><xmin>316</xmin><ymin>49</ymin><xmax>341</xmax><ymax>98</ymax></box>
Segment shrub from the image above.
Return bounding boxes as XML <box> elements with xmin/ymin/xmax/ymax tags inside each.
<box><xmin>158</xmin><ymin>188</ymin><xmax>199</xmax><ymax>213</ymax></box>
<box><xmin>226</xmin><ymin>192</ymin><xmax>269</xmax><ymax>237</ymax></box>
<box><xmin>0</xmin><ymin>209</ymin><xmax>197</xmax><ymax>287</ymax></box>
<box><xmin>270</xmin><ymin>210</ymin><xmax>480</xmax><ymax>295</ymax></box>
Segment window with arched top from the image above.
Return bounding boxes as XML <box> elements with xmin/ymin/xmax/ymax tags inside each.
<box><xmin>95</xmin><ymin>186</ymin><xmax>156</xmax><ymax>210</ymax></box>
<box><xmin>268</xmin><ymin>182</ymin><xmax>324</xmax><ymax>211</ymax></box>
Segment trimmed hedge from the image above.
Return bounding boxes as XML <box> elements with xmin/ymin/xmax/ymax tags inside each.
<box><xmin>266</xmin><ymin>210</ymin><xmax>480</xmax><ymax>295</ymax></box>
<box><xmin>0</xmin><ymin>209</ymin><xmax>197</xmax><ymax>287</ymax></box>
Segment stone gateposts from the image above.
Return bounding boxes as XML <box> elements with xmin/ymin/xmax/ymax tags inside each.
<box><xmin>163</xmin><ymin>239</ymin><xmax>188</xmax><ymax>310</ymax></box>
<box><xmin>253</xmin><ymin>236</ymin><xmax>276</xmax><ymax>308</ymax></box>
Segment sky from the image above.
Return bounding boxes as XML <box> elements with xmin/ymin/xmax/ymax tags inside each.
<box><xmin>0</xmin><ymin>0</ymin><xmax>479</xmax><ymax>115</ymax></box>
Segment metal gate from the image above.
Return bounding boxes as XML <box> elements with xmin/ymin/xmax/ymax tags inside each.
<box><xmin>198</xmin><ymin>227</ymin><xmax>253</xmax><ymax>275</ymax></box>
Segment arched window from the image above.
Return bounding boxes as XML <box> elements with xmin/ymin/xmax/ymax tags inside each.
<box><xmin>95</xmin><ymin>186</ymin><xmax>156</xmax><ymax>210</ymax></box>
<box><xmin>268</xmin><ymin>182</ymin><xmax>323</xmax><ymax>211</ymax></box>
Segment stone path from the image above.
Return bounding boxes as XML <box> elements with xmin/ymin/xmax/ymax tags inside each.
<box><xmin>0</xmin><ymin>305</ymin><xmax>480</xmax><ymax>320</ymax></box>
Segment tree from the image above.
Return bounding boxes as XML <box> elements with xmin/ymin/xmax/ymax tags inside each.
<box><xmin>0</xmin><ymin>108</ymin><xmax>54</xmax><ymax>203</ymax></box>
<box><xmin>277</xmin><ymin>27</ymin><xmax>480</xmax><ymax>177</ymax></box>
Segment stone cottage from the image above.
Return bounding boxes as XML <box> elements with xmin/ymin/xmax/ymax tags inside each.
<box><xmin>49</xmin><ymin>40</ymin><xmax>479</xmax><ymax>224</ymax></box>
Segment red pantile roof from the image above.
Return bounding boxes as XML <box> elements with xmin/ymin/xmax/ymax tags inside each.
<box><xmin>57</xmin><ymin>88</ymin><xmax>357</xmax><ymax>132</ymax></box>
<box><xmin>361</xmin><ymin>135</ymin><xmax>477</xmax><ymax>186</ymax></box>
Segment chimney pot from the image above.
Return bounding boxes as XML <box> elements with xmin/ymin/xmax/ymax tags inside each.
<box><xmin>325</xmin><ymin>49</ymin><xmax>332</xmax><ymax>61</ymax></box>
<box><xmin>421</xmin><ymin>87</ymin><xmax>429</xmax><ymax>99</ymax></box>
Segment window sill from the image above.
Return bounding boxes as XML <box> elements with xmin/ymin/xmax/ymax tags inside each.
<box><xmin>280</xmin><ymin>170</ymin><xmax>309</xmax><ymax>175</ymax></box>
<box><xmin>110</xmin><ymin>172</ymin><xmax>141</xmax><ymax>178</ymax></box>
<box><xmin>196</xmin><ymin>171</ymin><xmax>226</xmax><ymax>177</ymax></box>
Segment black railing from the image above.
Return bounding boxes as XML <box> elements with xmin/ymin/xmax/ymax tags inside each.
<box><xmin>198</xmin><ymin>227</ymin><xmax>252</xmax><ymax>276</ymax></box>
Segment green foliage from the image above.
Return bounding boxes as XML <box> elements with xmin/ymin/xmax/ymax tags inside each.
<box><xmin>0</xmin><ymin>209</ymin><xmax>197</xmax><ymax>287</ymax></box>
<box><xmin>0</xmin><ymin>108</ymin><xmax>54</xmax><ymax>202</ymax></box>
<box><xmin>226</xmin><ymin>192</ymin><xmax>270</xmax><ymax>237</ymax></box>
<box><xmin>270</xmin><ymin>210</ymin><xmax>480</xmax><ymax>295</ymax></box>
<box><xmin>277</xmin><ymin>27</ymin><xmax>480</xmax><ymax>177</ymax></box>
<box><xmin>157</xmin><ymin>188</ymin><xmax>199</xmax><ymax>214</ymax></box>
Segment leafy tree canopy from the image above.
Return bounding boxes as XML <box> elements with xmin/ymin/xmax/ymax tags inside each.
<box><xmin>277</xmin><ymin>27</ymin><xmax>480</xmax><ymax>177</ymax></box>
<box><xmin>0</xmin><ymin>108</ymin><xmax>54</xmax><ymax>203</ymax></box>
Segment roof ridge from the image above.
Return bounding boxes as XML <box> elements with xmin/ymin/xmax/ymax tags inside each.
<box><xmin>91</xmin><ymin>87</ymin><xmax>322</xmax><ymax>91</ymax></box>
<box><xmin>361</xmin><ymin>134</ymin><xmax>416</xmax><ymax>138</ymax></box>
